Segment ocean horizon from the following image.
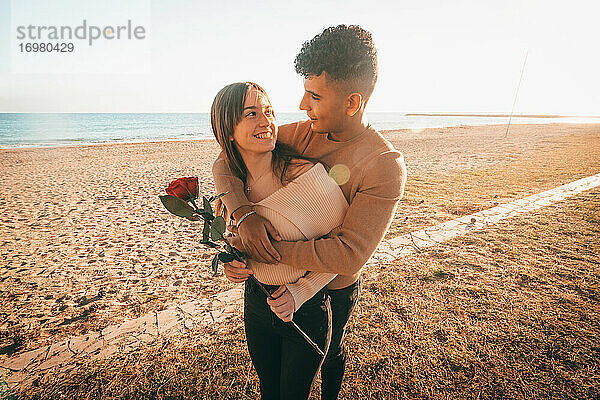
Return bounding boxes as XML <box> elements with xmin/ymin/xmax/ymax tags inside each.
<box><xmin>1</xmin><ymin>112</ymin><xmax>599</xmax><ymax>149</ymax></box>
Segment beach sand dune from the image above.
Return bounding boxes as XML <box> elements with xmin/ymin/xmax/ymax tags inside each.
<box><xmin>1</xmin><ymin>123</ymin><xmax>598</xmax><ymax>356</ymax></box>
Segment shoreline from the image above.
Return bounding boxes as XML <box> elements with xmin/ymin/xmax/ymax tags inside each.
<box><xmin>1</xmin><ymin>122</ymin><xmax>599</xmax><ymax>151</ymax></box>
<box><xmin>0</xmin><ymin>136</ymin><xmax>215</xmax><ymax>151</ymax></box>
<box><xmin>406</xmin><ymin>113</ymin><xmax>600</xmax><ymax>118</ymax></box>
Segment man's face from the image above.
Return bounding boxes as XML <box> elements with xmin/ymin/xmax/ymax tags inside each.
<box><xmin>299</xmin><ymin>73</ymin><xmax>347</xmax><ymax>134</ymax></box>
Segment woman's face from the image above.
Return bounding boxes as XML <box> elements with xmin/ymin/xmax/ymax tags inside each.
<box><xmin>232</xmin><ymin>88</ymin><xmax>277</xmax><ymax>156</ymax></box>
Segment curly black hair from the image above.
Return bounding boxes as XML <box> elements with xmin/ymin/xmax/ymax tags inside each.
<box><xmin>294</xmin><ymin>24</ymin><xmax>378</xmax><ymax>98</ymax></box>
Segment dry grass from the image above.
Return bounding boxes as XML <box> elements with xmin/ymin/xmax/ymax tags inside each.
<box><xmin>346</xmin><ymin>188</ymin><xmax>599</xmax><ymax>399</ymax></box>
<box><xmin>7</xmin><ymin>188</ymin><xmax>599</xmax><ymax>399</ymax></box>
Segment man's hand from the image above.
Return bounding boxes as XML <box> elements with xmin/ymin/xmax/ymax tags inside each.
<box><xmin>223</xmin><ymin>259</ymin><xmax>253</xmax><ymax>283</ymax></box>
<box><xmin>267</xmin><ymin>285</ymin><xmax>295</xmax><ymax>322</ymax></box>
<box><xmin>237</xmin><ymin>212</ymin><xmax>282</xmax><ymax>264</ymax></box>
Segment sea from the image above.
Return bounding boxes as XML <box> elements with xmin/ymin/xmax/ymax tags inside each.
<box><xmin>1</xmin><ymin>112</ymin><xmax>599</xmax><ymax>149</ymax></box>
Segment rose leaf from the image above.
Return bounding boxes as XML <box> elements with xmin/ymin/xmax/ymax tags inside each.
<box><xmin>159</xmin><ymin>195</ymin><xmax>196</xmax><ymax>219</ymax></box>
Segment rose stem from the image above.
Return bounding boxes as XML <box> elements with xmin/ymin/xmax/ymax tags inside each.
<box><xmin>219</xmin><ymin>236</ymin><xmax>324</xmax><ymax>357</ymax></box>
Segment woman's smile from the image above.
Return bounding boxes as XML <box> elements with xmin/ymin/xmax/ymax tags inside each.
<box><xmin>253</xmin><ymin>130</ymin><xmax>273</xmax><ymax>139</ymax></box>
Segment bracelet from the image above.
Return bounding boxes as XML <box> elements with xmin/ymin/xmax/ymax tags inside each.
<box><xmin>236</xmin><ymin>210</ymin><xmax>256</xmax><ymax>229</ymax></box>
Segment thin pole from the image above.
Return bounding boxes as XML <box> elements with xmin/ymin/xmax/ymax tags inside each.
<box><xmin>505</xmin><ymin>50</ymin><xmax>528</xmax><ymax>138</ymax></box>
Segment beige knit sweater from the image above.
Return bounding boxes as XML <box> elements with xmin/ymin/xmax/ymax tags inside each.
<box><xmin>245</xmin><ymin>162</ymin><xmax>348</xmax><ymax>311</ymax></box>
<box><xmin>213</xmin><ymin>120</ymin><xmax>406</xmax><ymax>290</ymax></box>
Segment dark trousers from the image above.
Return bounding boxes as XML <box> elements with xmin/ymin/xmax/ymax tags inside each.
<box><xmin>321</xmin><ymin>276</ymin><xmax>363</xmax><ymax>400</ymax></box>
<box><xmin>244</xmin><ymin>278</ymin><xmax>332</xmax><ymax>400</ymax></box>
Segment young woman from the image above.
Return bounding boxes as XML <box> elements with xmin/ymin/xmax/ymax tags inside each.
<box><xmin>210</xmin><ymin>82</ymin><xmax>348</xmax><ymax>400</ymax></box>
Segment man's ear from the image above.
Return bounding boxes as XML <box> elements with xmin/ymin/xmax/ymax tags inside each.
<box><xmin>346</xmin><ymin>92</ymin><xmax>363</xmax><ymax>117</ymax></box>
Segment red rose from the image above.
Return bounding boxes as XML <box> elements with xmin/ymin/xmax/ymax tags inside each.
<box><xmin>165</xmin><ymin>177</ymin><xmax>199</xmax><ymax>202</ymax></box>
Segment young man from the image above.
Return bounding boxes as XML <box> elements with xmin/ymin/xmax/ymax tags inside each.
<box><xmin>213</xmin><ymin>25</ymin><xmax>407</xmax><ymax>399</ymax></box>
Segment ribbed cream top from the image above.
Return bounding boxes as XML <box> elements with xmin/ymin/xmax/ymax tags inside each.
<box><xmin>249</xmin><ymin>163</ymin><xmax>348</xmax><ymax>311</ymax></box>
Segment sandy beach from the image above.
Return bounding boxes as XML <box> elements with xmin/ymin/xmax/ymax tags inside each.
<box><xmin>1</xmin><ymin>123</ymin><xmax>599</xmax><ymax>376</ymax></box>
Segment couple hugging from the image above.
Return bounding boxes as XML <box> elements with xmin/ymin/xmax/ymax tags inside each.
<box><xmin>208</xmin><ymin>25</ymin><xmax>406</xmax><ymax>399</ymax></box>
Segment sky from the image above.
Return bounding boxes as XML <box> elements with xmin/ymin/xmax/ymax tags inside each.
<box><xmin>0</xmin><ymin>0</ymin><xmax>598</xmax><ymax>114</ymax></box>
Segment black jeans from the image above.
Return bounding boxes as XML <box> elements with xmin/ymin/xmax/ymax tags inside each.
<box><xmin>321</xmin><ymin>276</ymin><xmax>363</xmax><ymax>400</ymax></box>
<box><xmin>244</xmin><ymin>277</ymin><xmax>332</xmax><ymax>400</ymax></box>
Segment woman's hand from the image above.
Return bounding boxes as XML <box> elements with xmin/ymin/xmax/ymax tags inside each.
<box><xmin>227</xmin><ymin>234</ymin><xmax>243</xmax><ymax>251</ymax></box>
<box><xmin>223</xmin><ymin>259</ymin><xmax>253</xmax><ymax>283</ymax></box>
<box><xmin>267</xmin><ymin>285</ymin><xmax>296</xmax><ymax>322</ymax></box>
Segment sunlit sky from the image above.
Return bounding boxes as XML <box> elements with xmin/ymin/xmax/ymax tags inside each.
<box><xmin>0</xmin><ymin>0</ymin><xmax>598</xmax><ymax>114</ymax></box>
